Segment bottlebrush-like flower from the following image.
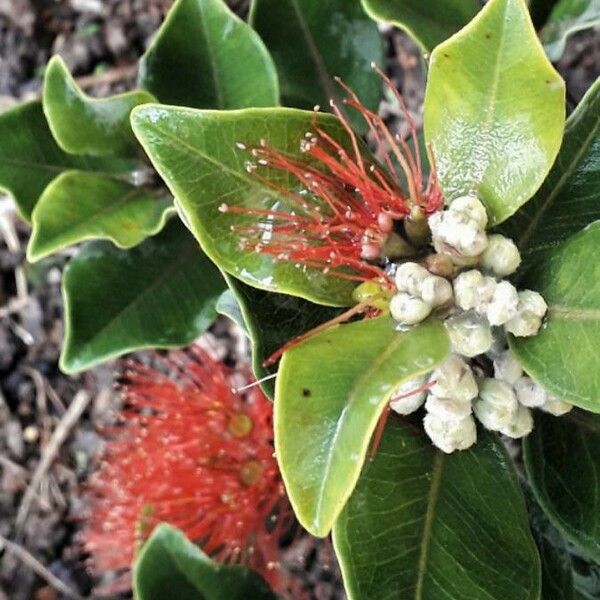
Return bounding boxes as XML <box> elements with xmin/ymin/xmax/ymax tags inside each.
<box><xmin>219</xmin><ymin>66</ymin><xmax>443</xmax><ymax>285</ymax></box>
<box><xmin>80</xmin><ymin>347</ymin><xmax>289</xmax><ymax>592</ymax></box>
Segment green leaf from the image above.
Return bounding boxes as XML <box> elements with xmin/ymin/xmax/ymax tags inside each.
<box><xmin>510</xmin><ymin>223</ymin><xmax>600</xmax><ymax>412</ymax></box>
<box><xmin>222</xmin><ymin>273</ymin><xmax>342</xmax><ymax>398</ymax></box>
<box><xmin>423</xmin><ymin>0</ymin><xmax>566</xmax><ymax>225</ymax></box>
<box><xmin>60</xmin><ymin>219</ymin><xmax>225</xmax><ymax>373</ymax></box>
<box><xmin>28</xmin><ymin>171</ymin><xmax>173</xmax><ymax>261</ymax></box>
<box><xmin>139</xmin><ymin>0</ymin><xmax>278</xmax><ymax>109</ymax></box>
<box><xmin>540</xmin><ymin>0</ymin><xmax>600</xmax><ymax>61</ymax></box>
<box><xmin>215</xmin><ymin>288</ymin><xmax>248</xmax><ymax>334</ymax></box>
<box><xmin>0</xmin><ymin>101</ymin><xmax>133</xmax><ymax>220</ymax></box>
<box><xmin>134</xmin><ymin>524</ymin><xmax>277</xmax><ymax>600</ymax></box>
<box><xmin>524</xmin><ymin>410</ymin><xmax>600</xmax><ymax>563</ymax></box>
<box><xmin>332</xmin><ymin>417</ymin><xmax>541</xmax><ymax>600</ymax></box>
<box><xmin>360</xmin><ymin>0</ymin><xmax>480</xmax><ymax>52</ymax></box>
<box><xmin>132</xmin><ymin>104</ymin><xmax>357</xmax><ymax>306</ymax></box>
<box><xmin>528</xmin><ymin>493</ymin><xmax>575</xmax><ymax>600</ymax></box>
<box><xmin>275</xmin><ymin>316</ymin><xmax>450</xmax><ymax>537</ymax></box>
<box><xmin>501</xmin><ymin>77</ymin><xmax>600</xmax><ymax>266</ymax></box>
<box><xmin>43</xmin><ymin>55</ymin><xmax>154</xmax><ymax>158</ymax></box>
<box><xmin>249</xmin><ymin>0</ymin><xmax>383</xmax><ymax>132</ymax></box>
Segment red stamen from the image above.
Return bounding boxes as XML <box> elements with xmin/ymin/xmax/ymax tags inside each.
<box><xmin>220</xmin><ymin>71</ymin><xmax>443</xmax><ymax>284</ymax></box>
<box><xmin>81</xmin><ymin>347</ymin><xmax>292</xmax><ymax>594</ymax></box>
<box><xmin>369</xmin><ymin>379</ymin><xmax>437</xmax><ymax>460</ymax></box>
<box><xmin>262</xmin><ymin>299</ymin><xmax>373</xmax><ymax>367</ymax></box>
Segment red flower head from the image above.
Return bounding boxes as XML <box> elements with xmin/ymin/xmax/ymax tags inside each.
<box><xmin>81</xmin><ymin>347</ymin><xmax>289</xmax><ymax>592</ymax></box>
<box><xmin>219</xmin><ymin>66</ymin><xmax>443</xmax><ymax>286</ymax></box>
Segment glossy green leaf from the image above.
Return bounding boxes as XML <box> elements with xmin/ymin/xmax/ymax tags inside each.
<box><xmin>524</xmin><ymin>410</ymin><xmax>600</xmax><ymax>563</ymax></box>
<box><xmin>360</xmin><ymin>0</ymin><xmax>480</xmax><ymax>52</ymax></box>
<box><xmin>139</xmin><ymin>0</ymin><xmax>278</xmax><ymax>109</ymax></box>
<box><xmin>222</xmin><ymin>273</ymin><xmax>341</xmax><ymax>398</ymax></box>
<box><xmin>43</xmin><ymin>56</ymin><xmax>154</xmax><ymax>158</ymax></box>
<box><xmin>0</xmin><ymin>101</ymin><xmax>132</xmax><ymax>220</ymax></box>
<box><xmin>249</xmin><ymin>0</ymin><xmax>383</xmax><ymax>132</ymax></box>
<box><xmin>134</xmin><ymin>524</ymin><xmax>277</xmax><ymax>600</ymax></box>
<box><xmin>60</xmin><ymin>219</ymin><xmax>225</xmax><ymax>373</ymax></box>
<box><xmin>132</xmin><ymin>104</ymin><xmax>357</xmax><ymax>306</ymax></box>
<box><xmin>528</xmin><ymin>493</ymin><xmax>575</xmax><ymax>600</ymax></box>
<box><xmin>501</xmin><ymin>77</ymin><xmax>600</xmax><ymax>267</ymax></box>
<box><xmin>275</xmin><ymin>316</ymin><xmax>450</xmax><ymax>537</ymax></box>
<box><xmin>424</xmin><ymin>0</ymin><xmax>565</xmax><ymax>225</ymax></box>
<box><xmin>540</xmin><ymin>0</ymin><xmax>600</xmax><ymax>60</ymax></box>
<box><xmin>28</xmin><ymin>171</ymin><xmax>173</xmax><ymax>261</ymax></box>
<box><xmin>215</xmin><ymin>288</ymin><xmax>248</xmax><ymax>334</ymax></box>
<box><xmin>510</xmin><ymin>223</ymin><xmax>600</xmax><ymax>412</ymax></box>
<box><xmin>332</xmin><ymin>417</ymin><xmax>541</xmax><ymax>600</ymax></box>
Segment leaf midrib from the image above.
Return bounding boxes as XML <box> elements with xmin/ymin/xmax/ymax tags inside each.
<box><xmin>287</xmin><ymin>0</ymin><xmax>338</xmax><ymax>104</ymax></box>
<box><xmin>414</xmin><ymin>452</ymin><xmax>444</xmax><ymax>599</ymax></box>
<box><xmin>197</xmin><ymin>0</ymin><xmax>225</xmax><ymax>109</ymax></box>
<box><xmin>68</xmin><ymin>241</ymin><xmax>199</xmax><ymax>356</ymax></box>
<box><xmin>471</xmin><ymin>0</ymin><xmax>510</xmax><ymax>202</ymax></box>
<box><xmin>549</xmin><ymin>305</ymin><xmax>600</xmax><ymax>320</ymax></box>
<box><xmin>312</xmin><ymin>328</ymin><xmax>415</xmax><ymax>532</ymax></box>
<box><xmin>148</xmin><ymin>121</ymin><xmax>284</xmax><ymax>204</ymax></box>
<box><xmin>517</xmin><ymin>106</ymin><xmax>600</xmax><ymax>251</ymax></box>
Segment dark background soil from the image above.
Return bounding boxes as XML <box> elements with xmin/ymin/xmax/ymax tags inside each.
<box><xmin>0</xmin><ymin>1</ymin><xmax>597</xmax><ymax>598</ymax></box>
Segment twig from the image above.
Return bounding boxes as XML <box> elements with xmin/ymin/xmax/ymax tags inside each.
<box><xmin>0</xmin><ymin>534</ymin><xmax>85</xmax><ymax>600</ymax></box>
<box><xmin>15</xmin><ymin>390</ymin><xmax>91</xmax><ymax>529</ymax></box>
<box><xmin>22</xmin><ymin>366</ymin><xmax>53</xmax><ymax>444</ymax></box>
<box><xmin>0</xmin><ymin>297</ymin><xmax>29</xmax><ymax>319</ymax></box>
<box><xmin>75</xmin><ymin>64</ymin><xmax>138</xmax><ymax>90</ymax></box>
<box><xmin>0</xmin><ymin>204</ymin><xmax>28</xmax><ymax>304</ymax></box>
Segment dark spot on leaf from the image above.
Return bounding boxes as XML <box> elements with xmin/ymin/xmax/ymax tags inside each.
<box><xmin>485</xmin><ymin>32</ymin><xmax>491</xmax><ymax>39</ymax></box>
<box><xmin>443</xmin><ymin>53</ymin><xmax>450</xmax><ymax>58</ymax></box>
<box><xmin>302</xmin><ymin>388</ymin><xmax>311</xmax><ymax>397</ymax></box>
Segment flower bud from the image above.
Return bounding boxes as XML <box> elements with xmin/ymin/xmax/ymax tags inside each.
<box><xmin>473</xmin><ymin>378</ymin><xmax>518</xmax><ymax>430</ymax></box>
<box><xmin>487</xmin><ymin>327</ymin><xmax>508</xmax><ymax>357</ymax></box>
<box><xmin>513</xmin><ymin>376</ymin><xmax>547</xmax><ymax>407</ymax></box>
<box><xmin>474</xmin><ymin>276</ymin><xmax>498</xmax><ymax>313</ymax></box>
<box><xmin>390</xmin><ymin>292</ymin><xmax>432</xmax><ymax>325</ymax></box>
<box><xmin>505</xmin><ymin>312</ymin><xmax>542</xmax><ymax>337</ymax></box>
<box><xmin>453</xmin><ymin>270</ymin><xmax>484</xmax><ymax>311</ymax></box>
<box><xmin>424</xmin><ymin>253</ymin><xmax>455</xmax><ymax>279</ymax></box>
<box><xmin>425</xmin><ymin>394</ymin><xmax>472</xmax><ymax>420</ymax></box>
<box><xmin>450</xmin><ymin>195</ymin><xmax>488</xmax><ymax>229</ymax></box>
<box><xmin>423</xmin><ymin>413</ymin><xmax>477</xmax><ymax>454</ymax></box>
<box><xmin>389</xmin><ymin>375</ymin><xmax>428</xmax><ymax>415</ymax></box>
<box><xmin>445</xmin><ymin>312</ymin><xmax>493</xmax><ymax>357</ymax></box>
<box><xmin>541</xmin><ymin>395</ymin><xmax>573</xmax><ymax>416</ymax></box>
<box><xmin>493</xmin><ymin>350</ymin><xmax>523</xmax><ymax>385</ymax></box>
<box><xmin>429</xmin><ymin>354</ymin><xmax>478</xmax><ymax>403</ymax></box>
<box><xmin>480</xmin><ymin>234</ymin><xmax>521</xmax><ymax>277</ymax></box>
<box><xmin>429</xmin><ymin>211</ymin><xmax>488</xmax><ymax>258</ymax></box>
<box><xmin>519</xmin><ymin>290</ymin><xmax>547</xmax><ymax>318</ymax></box>
<box><xmin>394</xmin><ymin>262</ymin><xmax>430</xmax><ymax>295</ymax></box>
<box><xmin>382</xmin><ymin>232</ymin><xmax>415</xmax><ymax>259</ymax></box>
<box><xmin>486</xmin><ymin>281</ymin><xmax>519</xmax><ymax>326</ymax></box>
<box><xmin>421</xmin><ymin>275</ymin><xmax>453</xmax><ymax>307</ymax></box>
<box><xmin>505</xmin><ymin>291</ymin><xmax>547</xmax><ymax>337</ymax></box>
<box><xmin>500</xmin><ymin>404</ymin><xmax>533</xmax><ymax>439</ymax></box>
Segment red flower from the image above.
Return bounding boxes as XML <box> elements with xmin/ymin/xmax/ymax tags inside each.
<box><xmin>219</xmin><ymin>66</ymin><xmax>443</xmax><ymax>285</ymax></box>
<box><xmin>81</xmin><ymin>347</ymin><xmax>289</xmax><ymax>592</ymax></box>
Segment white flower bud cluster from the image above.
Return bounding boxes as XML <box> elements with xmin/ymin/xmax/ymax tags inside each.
<box><xmin>389</xmin><ymin>350</ymin><xmax>572</xmax><ymax>453</ymax></box>
<box><xmin>385</xmin><ymin>195</ymin><xmax>572</xmax><ymax>453</ymax></box>
<box><xmin>390</xmin><ymin>262</ymin><xmax>453</xmax><ymax>325</ymax></box>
